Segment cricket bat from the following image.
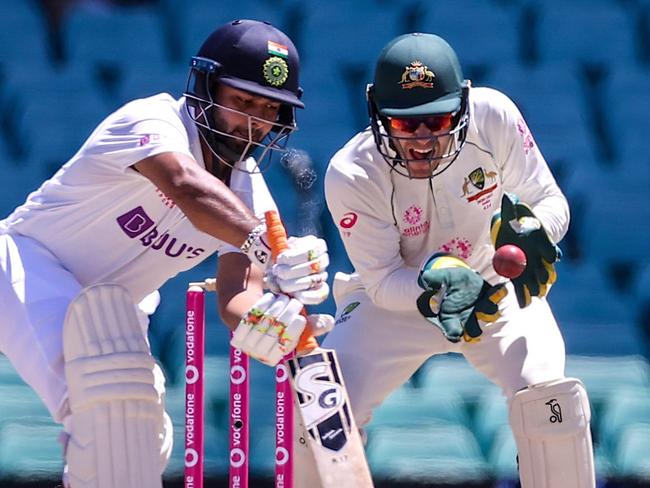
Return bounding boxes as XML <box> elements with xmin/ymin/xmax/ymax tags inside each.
<box><xmin>265</xmin><ymin>210</ymin><xmax>374</xmax><ymax>487</ymax></box>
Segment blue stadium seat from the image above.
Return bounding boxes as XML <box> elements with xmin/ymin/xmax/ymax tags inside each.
<box><xmin>551</xmin><ymin>261</ymin><xmax>625</xmax><ymax>317</ymax></box>
<box><xmin>575</xmin><ymin>181</ymin><xmax>650</xmax><ymax>265</ymax></box>
<box><xmin>565</xmin><ymin>355</ymin><xmax>650</xmax><ymax>405</ymax></box>
<box><xmin>0</xmin><ymin>149</ymin><xmax>29</xmax><ymax>217</ymax></box>
<box><xmin>18</xmin><ymin>95</ymin><xmax>108</xmax><ymax>171</ymax></box>
<box><xmin>164</xmin><ymin>358</ymin><xmax>233</xmax><ymax>477</ymax></box>
<box><xmin>483</xmin><ymin>63</ymin><xmax>597</xmax><ymax>165</ymax></box>
<box><xmin>560</xmin><ymin>321</ymin><xmax>647</xmax><ymax>357</ymax></box>
<box><xmin>0</xmin><ymin>384</ymin><xmax>51</xmax><ymax>422</ymax></box>
<box><xmin>164</xmin><ymin>378</ymin><xmax>227</xmax><ymax>434</ymax></box>
<box><xmin>0</xmin><ymin>419</ymin><xmax>63</xmax><ymax>482</ymax></box>
<box><xmin>0</xmin><ymin>165</ymin><xmax>45</xmax><ymax>221</ymax></box>
<box><xmin>613</xmin><ymin>423</ymin><xmax>650</xmax><ymax>478</ymax></box>
<box><xmin>633</xmin><ymin>261</ymin><xmax>650</xmax><ymax>306</ymax></box>
<box><xmin>599</xmin><ymin>388</ymin><xmax>650</xmax><ymax>454</ymax></box>
<box><xmin>417</xmin><ymin>0</ymin><xmax>520</xmax><ymax>67</ymax></box>
<box><xmin>116</xmin><ymin>64</ymin><xmax>187</xmax><ymax>105</ymax></box>
<box><xmin>535</xmin><ymin>3</ymin><xmax>637</xmax><ymax>66</ymax></box>
<box><xmin>602</xmin><ymin>65</ymin><xmax>650</xmax><ymax>163</ymax></box>
<box><xmin>298</xmin><ymin>0</ymin><xmax>407</xmax><ymax>67</ymax></box>
<box><xmin>417</xmin><ymin>353</ymin><xmax>500</xmax><ymax>402</ymax></box>
<box><xmin>560</xmin><ymin>157</ymin><xmax>613</xmax><ymax>201</ymax></box>
<box><xmin>548</xmin><ymin>262</ymin><xmax>644</xmax><ymax>356</ymax></box>
<box><xmin>595</xmin><ymin>444</ymin><xmax>616</xmax><ymax>482</ymax></box>
<box><xmin>63</xmin><ymin>6</ymin><xmax>168</xmax><ymax>67</ymax></box>
<box><xmin>473</xmin><ymin>388</ymin><xmax>509</xmax><ymax>457</ymax></box>
<box><xmin>487</xmin><ymin>424</ymin><xmax>518</xmax><ymax>480</ymax></box>
<box><xmin>368</xmin><ymin>385</ymin><xmax>471</xmax><ymax>431</ymax></box>
<box><xmin>289</xmin><ymin>61</ymin><xmax>362</xmax><ymax>166</ymax></box>
<box><xmin>3</xmin><ymin>64</ymin><xmax>101</xmax><ymax>109</ymax></box>
<box><xmin>0</xmin><ymin>354</ymin><xmax>24</xmax><ymax>385</ymax></box>
<box><xmin>4</xmin><ymin>65</ymin><xmax>110</xmax><ymax>171</ymax></box>
<box><xmin>0</xmin><ymin>420</ymin><xmax>63</xmax><ymax>480</ymax></box>
<box><xmin>0</xmin><ymin>2</ymin><xmax>50</xmax><ymax>68</ymax></box>
<box><xmin>164</xmin><ymin>418</ymin><xmax>227</xmax><ymax>478</ymax></box>
<box><xmin>223</xmin><ymin>373</ymin><xmax>280</xmax><ymax>476</ymax></box>
<box><xmin>367</xmin><ymin>424</ymin><xmax>491</xmax><ymax>482</ymax></box>
<box><xmin>248</xmin><ymin>425</ymin><xmax>281</xmax><ymax>476</ymax></box>
<box><xmin>177</xmin><ymin>2</ymin><xmax>287</xmax><ymax>64</ymax></box>
<box><xmin>148</xmin><ymin>262</ymin><xmax>230</xmax><ymax>377</ymax></box>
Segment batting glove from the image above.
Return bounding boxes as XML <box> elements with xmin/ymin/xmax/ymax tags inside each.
<box><xmin>231</xmin><ymin>293</ymin><xmax>334</xmax><ymax>366</ymax></box>
<box><xmin>265</xmin><ymin>235</ymin><xmax>330</xmax><ymax>305</ymax></box>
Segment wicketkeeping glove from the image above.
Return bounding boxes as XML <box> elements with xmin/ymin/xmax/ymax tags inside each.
<box><xmin>264</xmin><ymin>235</ymin><xmax>330</xmax><ymax>305</ymax></box>
<box><xmin>231</xmin><ymin>292</ymin><xmax>334</xmax><ymax>366</ymax></box>
<box><xmin>491</xmin><ymin>193</ymin><xmax>562</xmax><ymax>308</ymax></box>
<box><xmin>416</xmin><ymin>253</ymin><xmax>507</xmax><ymax>343</ymax></box>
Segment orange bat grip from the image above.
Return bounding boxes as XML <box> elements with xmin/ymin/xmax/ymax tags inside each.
<box><xmin>264</xmin><ymin>210</ymin><xmax>318</xmax><ymax>353</ymax></box>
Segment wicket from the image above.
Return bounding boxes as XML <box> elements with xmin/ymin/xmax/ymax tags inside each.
<box><xmin>184</xmin><ymin>279</ymin><xmax>293</xmax><ymax>488</ymax></box>
<box><xmin>184</xmin><ymin>282</ymin><xmax>206</xmax><ymax>488</ymax></box>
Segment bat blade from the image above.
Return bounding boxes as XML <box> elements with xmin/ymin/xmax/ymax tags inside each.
<box><xmin>289</xmin><ymin>347</ymin><xmax>374</xmax><ymax>487</ymax></box>
<box><xmin>264</xmin><ymin>209</ymin><xmax>373</xmax><ymax>486</ymax></box>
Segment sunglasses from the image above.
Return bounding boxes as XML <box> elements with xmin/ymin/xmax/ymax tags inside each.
<box><xmin>388</xmin><ymin>114</ymin><xmax>454</xmax><ymax>133</ymax></box>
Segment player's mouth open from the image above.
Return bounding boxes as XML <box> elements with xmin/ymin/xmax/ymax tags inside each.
<box><xmin>409</xmin><ymin>148</ymin><xmax>433</xmax><ymax>160</ymax></box>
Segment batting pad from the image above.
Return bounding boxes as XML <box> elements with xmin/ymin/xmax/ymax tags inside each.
<box><xmin>510</xmin><ymin>378</ymin><xmax>595</xmax><ymax>488</ymax></box>
<box><xmin>63</xmin><ymin>284</ymin><xmax>164</xmax><ymax>488</ymax></box>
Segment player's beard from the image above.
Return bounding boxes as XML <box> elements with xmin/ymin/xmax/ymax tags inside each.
<box><xmin>395</xmin><ymin>134</ymin><xmax>454</xmax><ymax>178</ymax></box>
<box><xmin>211</xmin><ymin>110</ymin><xmax>266</xmax><ymax>163</ymax></box>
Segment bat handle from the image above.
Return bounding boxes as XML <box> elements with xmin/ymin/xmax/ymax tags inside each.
<box><xmin>264</xmin><ymin>211</ymin><xmax>319</xmax><ymax>355</ymax></box>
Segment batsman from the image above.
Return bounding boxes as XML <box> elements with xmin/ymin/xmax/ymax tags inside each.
<box><xmin>323</xmin><ymin>33</ymin><xmax>595</xmax><ymax>487</ymax></box>
<box><xmin>0</xmin><ymin>20</ymin><xmax>333</xmax><ymax>487</ymax></box>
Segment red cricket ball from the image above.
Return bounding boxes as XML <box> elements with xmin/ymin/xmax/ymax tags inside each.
<box><xmin>493</xmin><ymin>244</ymin><xmax>527</xmax><ymax>279</ymax></box>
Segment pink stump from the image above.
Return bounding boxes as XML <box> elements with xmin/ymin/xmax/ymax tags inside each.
<box><xmin>185</xmin><ymin>285</ymin><xmax>205</xmax><ymax>488</ymax></box>
<box><xmin>229</xmin><ymin>341</ymin><xmax>250</xmax><ymax>487</ymax></box>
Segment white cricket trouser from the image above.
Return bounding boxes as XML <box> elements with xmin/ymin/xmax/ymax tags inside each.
<box><xmin>0</xmin><ymin>233</ymin><xmax>154</xmax><ymax>423</ymax></box>
<box><xmin>322</xmin><ymin>276</ymin><xmax>566</xmax><ymax>428</ymax></box>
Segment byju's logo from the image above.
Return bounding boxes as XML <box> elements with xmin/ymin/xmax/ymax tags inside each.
<box><xmin>116</xmin><ymin>206</ymin><xmax>205</xmax><ymax>259</ymax></box>
<box><xmin>545</xmin><ymin>398</ymin><xmax>563</xmax><ymax>423</ymax></box>
<box><xmin>117</xmin><ymin>207</ymin><xmax>155</xmax><ymax>238</ymax></box>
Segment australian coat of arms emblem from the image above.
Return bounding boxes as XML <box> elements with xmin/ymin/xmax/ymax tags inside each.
<box><xmin>399</xmin><ymin>61</ymin><xmax>435</xmax><ymax>89</ymax></box>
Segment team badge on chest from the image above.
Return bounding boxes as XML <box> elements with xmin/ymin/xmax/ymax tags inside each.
<box><xmin>460</xmin><ymin>167</ymin><xmax>498</xmax><ymax>210</ymax></box>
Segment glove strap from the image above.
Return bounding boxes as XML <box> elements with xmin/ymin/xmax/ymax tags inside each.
<box><xmin>416</xmin><ymin>283</ymin><xmax>446</xmax><ymax>318</ymax></box>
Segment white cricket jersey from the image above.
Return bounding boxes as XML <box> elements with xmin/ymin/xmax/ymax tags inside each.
<box><xmin>325</xmin><ymin>87</ymin><xmax>569</xmax><ymax>312</ymax></box>
<box><xmin>0</xmin><ymin>93</ymin><xmax>275</xmax><ymax>302</ymax></box>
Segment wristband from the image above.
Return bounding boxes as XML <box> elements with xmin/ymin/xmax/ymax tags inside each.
<box><xmin>240</xmin><ymin>223</ymin><xmax>266</xmax><ymax>254</ymax></box>
<box><xmin>241</xmin><ymin>223</ymin><xmax>272</xmax><ymax>269</ymax></box>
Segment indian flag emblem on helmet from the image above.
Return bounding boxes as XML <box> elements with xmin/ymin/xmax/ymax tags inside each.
<box><xmin>263</xmin><ymin>56</ymin><xmax>289</xmax><ymax>87</ymax></box>
<box><xmin>268</xmin><ymin>40</ymin><xmax>289</xmax><ymax>58</ymax></box>
<box><xmin>399</xmin><ymin>61</ymin><xmax>435</xmax><ymax>89</ymax></box>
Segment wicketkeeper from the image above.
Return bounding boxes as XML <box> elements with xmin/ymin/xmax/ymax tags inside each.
<box><xmin>323</xmin><ymin>32</ymin><xmax>595</xmax><ymax>487</ymax></box>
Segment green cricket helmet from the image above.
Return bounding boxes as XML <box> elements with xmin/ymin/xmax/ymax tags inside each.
<box><xmin>367</xmin><ymin>33</ymin><xmax>470</xmax><ymax>179</ymax></box>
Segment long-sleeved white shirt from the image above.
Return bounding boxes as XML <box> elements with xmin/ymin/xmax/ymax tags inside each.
<box><xmin>325</xmin><ymin>87</ymin><xmax>569</xmax><ymax>311</ymax></box>
<box><xmin>1</xmin><ymin>94</ymin><xmax>276</xmax><ymax>303</ymax></box>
